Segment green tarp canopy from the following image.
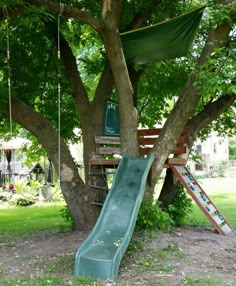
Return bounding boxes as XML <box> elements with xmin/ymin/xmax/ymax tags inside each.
<box><xmin>121</xmin><ymin>6</ymin><xmax>205</xmax><ymax>64</ymax></box>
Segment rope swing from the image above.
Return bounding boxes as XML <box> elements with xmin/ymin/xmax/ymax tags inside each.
<box><xmin>3</xmin><ymin>7</ymin><xmax>13</xmax><ymax>142</ymax></box>
<box><xmin>57</xmin><ymin>3</ymin><xmax>64</xmax><ymax>188</ymax></box>
<box><xmin>3</xmin><ymin>6</ymin><xmax>14</xmax><ymax>180</ymax></box>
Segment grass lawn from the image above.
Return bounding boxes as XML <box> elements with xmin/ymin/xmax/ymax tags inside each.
<box><xmin>0</xmin><ymin>177</ymin><xmax>235</xmax><ymax>286</ymax></box>
<box><xmin>0</xmin><ymin>202</ymin><xmax>70</xmax><ymax>241</ymax></box>
<box><xmin>1</xmin><ymin>177</ymin><xmax>235</xmax><ymax>241</ymax></box>
<box><xmin>185</xmin><ymin>177</ymin><xmax>236</xmax><ymax>228</ymax></box>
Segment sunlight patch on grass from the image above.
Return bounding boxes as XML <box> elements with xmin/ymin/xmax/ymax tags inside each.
<box><xmin>0</xmin><ymin>202</ymin><xmax>70</xmax><ymax>241</ymax></box>
<box><xmin>186</xmin><ymin>182</ymin><xmax>236</xmax><ymax>229</ymax></box>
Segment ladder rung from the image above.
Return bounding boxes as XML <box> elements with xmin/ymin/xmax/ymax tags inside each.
<box><xmin>91</xmin><ymin>202</ymin><xmax>103</xmax><ymax>206</ymax></box>
<box><xmin>88</xmin><ymin>172</ymin><xmax>115</xmax><ymax>175</ymax></box>
<box><xmin>89</xmin><ymin>185</ymin><xmax>109</xmax><ymax>191</ymax></box>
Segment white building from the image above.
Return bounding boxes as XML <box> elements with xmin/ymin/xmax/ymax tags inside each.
<box><xmin>0</xmin><ymin>138</ymin><xmax>30</xmax><ymax>186</ymax></box>
<box><xmin>189</xmin><ymin>133</ymin><xmax>229</xmax><ymax>176</ymax></box>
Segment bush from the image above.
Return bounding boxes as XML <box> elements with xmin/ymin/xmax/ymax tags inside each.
<box><xmin>166</xmin><ymin>184</ymin><xmax>193</xmax><ymax>226</ymax></box>
<box><xmin>60</xmin><ymin>206</ymin><xmax>75</xmax><ymax>230</ymax></box>
<box><xmin>16</xmin><ymin>197</ymin><xmax>35</xmax><ymax>207</ymax></box>
<box><xmin>136</xmin><ymin>199</ymin><xmax>174</xmax><ymax>231</ymax></box>
<box><xmin>216</xmin><ymin>160</ymin><xmax>228</xmax><ymax>177</ymax></box>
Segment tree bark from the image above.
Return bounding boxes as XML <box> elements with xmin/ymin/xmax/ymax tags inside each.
<box><xmin>100</xmin><ymin>2</ymin><xmax>139</xmax><ymax>156</ymax></box>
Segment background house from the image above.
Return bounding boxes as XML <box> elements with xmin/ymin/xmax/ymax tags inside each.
<box><xmin>0</xmin><ymin>138</ymin><xmax>28</xmax><ymax>185</ymax></box>
<box><xmin>0</xmin><ymin>138</ymin><xmax>37</xmax><ymax>187</ymax></box>
<box><xmin>189</xmin><ymin>133</ymin><xmax>229</xmax><ymax>177</ymax></box>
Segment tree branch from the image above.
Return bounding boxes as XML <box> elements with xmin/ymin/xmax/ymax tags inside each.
<box><xmin>127</xmin><ymin>0</ymin><xmax>162</xmax><ymax>30</ymax></box>
<box><xmin>0</xmin><ymin>5</ymin><xmax>25</xmax><ymax>21</ymax></box>
<box><xmin>44</xmin><ymin>20</ymin><xmax>90</xmax><ymax>110</ymax></box>
<box><xmin>1</xmin><ymin>0</ymin><xmax>103</xmax><ymax>32</ymax></box>
<box><xmin>186</xmin><ymin>94</ymin><xmax>236</xmax><ymax>145</ymax></box>
<box><xmin>59</xmin><ymin>31</ymin><xmax>91</xmax><ymax>109</ymax></box>
<box><xmin>151</xmin><ymin>0</ymin><xmax>235</xmax><ymax>179</ymax></box>
<box><xmin>102</xmin><ymin>0</ymin><xmax>125</xmax><ymax>27</ymax></box>
<box><xmin>93</xmin><ymin>62</ymin><xmax>114</xmax><ymax>105</ymax></box>
<box><xmin>4</xmin><ymin>96</ymin><xmax>84</xmax><ymax>186</ymax></box>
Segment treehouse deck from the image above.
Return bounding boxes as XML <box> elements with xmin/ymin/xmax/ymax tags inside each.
<box><xmin>89</xmin><ymin>128</ymin><xmax>188</xmax><ymax>168</ymax></box>
<box><xmin>88</xmin><ymin>128</ymin><xmax>188</xmax><ymax>206</ymax></box>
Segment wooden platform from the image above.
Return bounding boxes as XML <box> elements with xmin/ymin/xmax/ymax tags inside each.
<box><xmin>88</xmin><ymin>129</ymin><xmax>188</xmax><ymax>203</ymax></box>
<box><xmin>89</xmin><ymin>128</ymin><xmax>188</xmax><ymax>168</ymax></box>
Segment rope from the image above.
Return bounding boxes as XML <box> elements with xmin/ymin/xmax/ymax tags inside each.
<box><xmin>57</xmin><ymin>3</ymin><xmax>64</xmax><ymax>187</ymax></box>
<box><xmin>3</xmin><ymin>7</ymin><xmax>13</xmax><ymax>142</ymax></box>
<box><xmin>3</xmin><ymin>6</ymin><xmax>14</xmax><ymax>179</ymax></box>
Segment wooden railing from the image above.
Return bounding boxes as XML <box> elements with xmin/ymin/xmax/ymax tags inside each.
<box><xmin>89</xmin><ymin>128</ymin><xmax>188</xmax><ymax>168</ymax></box>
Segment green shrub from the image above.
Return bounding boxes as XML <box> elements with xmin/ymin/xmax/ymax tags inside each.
<box><xmin>16</xmin><ymin>197</ymin><xmax>35</xmax><ymax>207</ymax></box>
<box><xmin>166</xmin><ymin>184</ymin><xmax>193</xmax><ymax>226</ymax></box>
<box><xmin>136</xmin><ymin>199</ymin><xmax>174</xmax><ymax>231</ymax></box>
<box><xmin>60</xmin><ymin>206</ymin><xmax>75</xmax><ymax>230</ymax></box>
<box><xmin>216</xmin><ymin>160</ymin><xmax>228</xmax><ymax>177</ymax></box>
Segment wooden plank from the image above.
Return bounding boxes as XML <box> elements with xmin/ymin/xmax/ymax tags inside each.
<box><xmin>172</xmin><ymin>146</ymin><xmax>186</xmax><ymax>154</ymax></box>
<box><xmin>138</xmin><ymin>137</ymin><xmax>157</xmax><ymax>145</ymax></box>
<box><xmin>138</xmin><ymin>128</ymin><xmax>162</xmax><ymax>136</ymax></box>
<box><xmin>96</xmin><ymin>147</ymin><xmax>122</xmax><ymax>155</ymax></box>
<box><xmin>138</xmin><ymin>136</ymin><xmax>188</xmax><ymax>145</ymax></box>
<box><xmin>89</xmin><ymin>159</ymin><xmax>120</xmax><ymax>166</ymax></box>
<box><xmin>89</xmin><ymin>185</ymin><xmax>109</xmax><ymax>191</ymax></box>
<box><xmin>138</xmin><ymin>128</ymin><xmax>188</xmax><ymax>137</ymax></box>
<box><xmin>165</xmin><ymin>158</ymin><xmax>187</xmax><ymax>166</ymax></box>
<box><xmin>139</xmin><ymin>147</ymin><xmax>152</xmax><ymax>156</ymax></box>
<box><xmin>95</xmin><ymin>136</ymin><xmax>120</xmax><ymax>144</ymax></box>
<box><xmin>88</xmin><ymin>171</ymin><xmax>115</xmax><ymax>175</ymax></box>
<box><xmin>90</xmin><ymin>158</ymin><xmax>187</xmax><ymax>169</ymax></box>
<box><xmin>95</xmin><ymin>132</ymin><xmax>188</xmax><ymax>145</ymax></box>
<box><xmin>91</xmin><ymin>202</ymin><xmax>103</xmax><ymax>206</ymax></box>
<box><xmin>97</xmin><ymin>145</ymin><xmax>186</xmax><ymax>156</ymax></box>
<box><xmin>177</xmin><ymin>135</ymin><xmax>189</xmax><ymax>144</ymax></box>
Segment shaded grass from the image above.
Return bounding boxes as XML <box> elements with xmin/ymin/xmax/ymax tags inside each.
<box><xmin>183</xmin><ymin>274</ymin><xmax>234</xmax><ymax>286</ymax></box>
<box><xmin>36</xmin><ymin>254</ymin><xmax>74</xmax><ymax>275</ymax></box>
<box><xmin>122</xmin><ymin>231</ymin><xmax>184</xmax><ymax>274</ymax></box>
<box><xmin>0</xmin><ymin>275</ymin><xmax>103</xmax><ymax>286</ymax></box>
<box><xmin>0</xmin><ymin>203</ymin><xmax>70</xmax><ymax>241</ymax></box>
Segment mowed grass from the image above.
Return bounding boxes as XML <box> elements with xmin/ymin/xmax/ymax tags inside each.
<box><xmin>186</xmin><ymin>177</ymin><xmax>236</xmax><ymax>228</ymax></box>
<box><xmin>0</xmin><ymin>177</ymin><xmax>235</xmax><ymax>242</ymax></box>
<box><xmin>0</xmin><ymin>202</ymin><xmax>70</xmax><ymax>241</ymax></box>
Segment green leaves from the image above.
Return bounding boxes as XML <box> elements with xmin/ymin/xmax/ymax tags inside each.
<box><xmin>137</xmin><ymin>60</ymin><xmax>189</xmax><ymax>127</ymax></box>
<box><xmin>196</xmin><ymin>47</ymin><xmax>236</xmax><ymax>98</ymax></box>
<box><xmin>0</xmin><ymin>0</ymin><xmax>23</xmax><ymax>6</ymax></box>
<box><xmin>166</xmin><ymin>185</ymin><xmax>193</xmax><ymax>226</ymax></box>
<box><xmin>207</xmin><ymin>1</ymin><xmax>236</xmax><ymax>26</ymax></box>
<box><xmin>136</xmin><ymin>200</ymin><xmax>174</xmax><ymax>230</ymax></box>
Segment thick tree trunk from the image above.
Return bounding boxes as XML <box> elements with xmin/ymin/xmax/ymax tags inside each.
<box><xmin>10</xmin><ymin>97</ymin><xmax>98</xmax><ymax>230</ymax></box>
<box><xmin>58</xmin><ymin>30</ymin><xmax>113</xmax><ymax>206</ymax></box>
<box><xmin>158</xmin><ymin>168</ymin><xmax>180</xmax><ymax>208</ymax></box>
<box><xmin>100</xmin><ymin>7</ymin><xmax>139</xmax><ymax>156</ymax></box>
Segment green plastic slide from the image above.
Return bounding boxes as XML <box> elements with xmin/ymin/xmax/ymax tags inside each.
<box><xmin>74</xmin><ymin>153</ymin><xmax>155</xmax><ymax>281</ymax></box>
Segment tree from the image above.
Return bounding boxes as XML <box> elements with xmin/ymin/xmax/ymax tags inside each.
<box><xmin>0</xmin><ymin>0</ymin><xmax>235</xmax><ymax>230</ymax></box>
